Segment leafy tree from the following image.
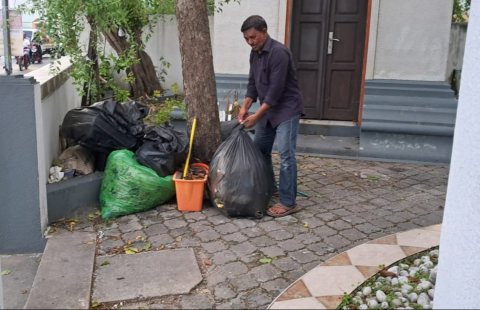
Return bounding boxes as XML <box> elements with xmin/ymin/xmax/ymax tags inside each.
<box><xmin>20</xmin><ymin>0</ymin><xmax>183</xmax><ymax>104</ymax></box>
<box><xmin>453</xmin><ymin>0</ymin><xmax>470</xmax><ymax>23</ymax></box>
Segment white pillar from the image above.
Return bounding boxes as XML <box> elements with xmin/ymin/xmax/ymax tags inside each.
<box><xmin>434</xmin><ymin>2</ymin><xmax>480</xmax><ymax>308</ymax></box>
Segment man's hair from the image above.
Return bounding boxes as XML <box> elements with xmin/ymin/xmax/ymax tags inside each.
<box><xmin>241</xmin><ymin>15</ymin><xmax>268</xmax><ymax>32</ymax></box>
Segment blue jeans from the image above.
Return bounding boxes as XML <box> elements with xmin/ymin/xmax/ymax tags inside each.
<box><xmin>254</xmin><ymin>114</ymin><xmax>300</xmax><ymax>207</ymax></box>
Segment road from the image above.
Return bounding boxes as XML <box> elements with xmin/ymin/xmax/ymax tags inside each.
<box><xmin>1</xmin><ymin>54</ymin><xmax>51</xmax><ymax>76</ymax></box>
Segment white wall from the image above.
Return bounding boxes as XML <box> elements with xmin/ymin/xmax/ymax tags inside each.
<box><xmin>213</xmin><ymin>0</ymin><xmax>287</xmax><ymax>75</ymax></box>
<box><xmin>434</xmin><ymin>2</ymin><xmax>480</xmax><ymax>307</ymax></box>
<box><xmin>143</xmin><ymin>15</ymin><xmax>214</xmax><ymax>93</ymax></box>
<box><xmin>371</xmin><ymin>0</ymin><xmax>453</xmax><ymax>81</ymax></box>
<box><xmin>25</xmin><ymin>57</ymin><xmax>82</xmax><ymax>178</ymax></box>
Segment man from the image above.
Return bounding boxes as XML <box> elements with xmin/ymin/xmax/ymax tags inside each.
<box><xmin>238</xmin><ymin>15</ymin><xmax>304</xmax><ymax>218</ymax></box>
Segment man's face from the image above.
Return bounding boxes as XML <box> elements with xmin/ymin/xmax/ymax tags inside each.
<box><xmin>243</xmin><ymin>28</ymin><xmax>268</xmax><ymax>52</ymax></box>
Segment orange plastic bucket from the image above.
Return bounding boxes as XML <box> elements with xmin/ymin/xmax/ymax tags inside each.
<box><xmin>173</xmin><ymin>163</ymin><xmax>209</xmax><ymax>212</ymax></box>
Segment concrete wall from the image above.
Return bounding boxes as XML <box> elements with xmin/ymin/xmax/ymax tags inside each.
<box><xmin>25</xmin><ymin>58</ymin><xmax>83</xmax><ymax>177</ymax></box>
<box><xmin>109</xmin><ymin>15</ymin><xmax>213</xmax><ymax>94</ymax></box>
<box><xmin>213</xmin><ymin>0</ymin><xmax>287</xmax><ymax>75</ymax></box>
<box><xmin>446</xmin><ymin>22</ymin><xmax>467</xmax><ymax>77</ymax></box>
<box><xmin>0</xmin><ymin>58</ymin><xmax>82</xmax><ymax>254</ymax></box>
<box><xmin>0</xmin><ymin>76</ymin><xmax>47</xmax><ymax>253</ymax></box>
<box><xmin>435</xmin><ymin>1</ymin><xmax>480</xmax><ymax>307</ymax></box>
<box><xmin>370</xmin><ymin>0</ymin><xmax>453</xmax><ymax>81</ymax></box>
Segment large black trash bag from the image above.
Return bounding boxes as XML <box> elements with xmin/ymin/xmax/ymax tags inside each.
<box><xmin>208</xmin><ymin>126</ymin><xmax>273</xmax><ymax>218</ymax></box>
<box><xmin>220</xmin><ymin>119</ymin><xmax>240</xmax><ymax>141</ymax></box>
<box><xmin>61</xmin><ymin>99</ymin><xmax>149</xmax><ymax>152</ymax></box>
<box><xmin>135</xmin><ymin>124</ymin><xmax>189</xmax><ymax>177</ymax></box>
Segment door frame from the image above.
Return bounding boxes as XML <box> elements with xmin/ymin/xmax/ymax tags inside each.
<box><xmin>284</xmin><ymin>0</ymin><xmax>373</xmax><ymax>126</ymax></box>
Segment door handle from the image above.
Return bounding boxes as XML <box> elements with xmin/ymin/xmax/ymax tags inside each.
<box><xmin>327</xmin><ymin>31</ymin><xmax>340</xmax><ymax>54</ymax></box>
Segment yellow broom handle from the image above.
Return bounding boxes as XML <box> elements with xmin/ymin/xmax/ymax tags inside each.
<box><xmin>183</xmin><ymin>117</ymin><xmax>197</xmax><ymax>178</ymax></box>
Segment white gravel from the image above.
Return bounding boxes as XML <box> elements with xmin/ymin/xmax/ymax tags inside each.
<box><xmin>341</xmin><ymin>247</ymin><xmax>439</xmax><ymax>309</ymax></box>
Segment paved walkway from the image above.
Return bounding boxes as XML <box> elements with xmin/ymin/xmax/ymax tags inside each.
<box><xmin>67</xmin><ymin>154</ymin><xmax>448</xmax><ymax>309</ymax></box>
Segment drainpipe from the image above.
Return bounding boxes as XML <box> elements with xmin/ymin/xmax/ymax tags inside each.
<box><xmin>2</xmin><ymin>0</ymin><xmax>12</xmax><ymax>75</ymax></box>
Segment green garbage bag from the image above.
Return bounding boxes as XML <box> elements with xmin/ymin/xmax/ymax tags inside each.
<box><xmin>100</xmin><ymin>149</ymin><xmax>175</xmax><ymax>219</ymax></box>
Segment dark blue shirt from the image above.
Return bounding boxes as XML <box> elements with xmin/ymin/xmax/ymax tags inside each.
<box><xmin>245</xmin><ymin>36</ymin><xmax>304</xmax><ymax>128</ymax></box>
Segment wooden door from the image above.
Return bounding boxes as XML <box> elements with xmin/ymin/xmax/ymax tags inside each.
<box><xmin>290</xmin><ymin>0</ymin><xmax>368</xmax><ymax>121</ymax></box>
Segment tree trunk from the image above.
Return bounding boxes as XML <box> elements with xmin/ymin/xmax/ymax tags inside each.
<box><xmin>102</xmin><ymin>29</ymin><xmax>161</xmax><ymax>98</ymax></box>
<box><xmin>176</xmin><ymin>0</ymin><xmax>221</xmax><ymax>163</ymax></box>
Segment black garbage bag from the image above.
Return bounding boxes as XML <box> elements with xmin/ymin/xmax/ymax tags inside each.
<box><xmin>220</xmin><ymin>119</ymin><xmax>240</xmax><ymax>141</ymax></box>
<box><xmin>135</xmin><ymin>124</ymin><xmax>189</xmax><ymax>177</ymax></box>
<box><xmin>61</xmin><ymin>99</ymin><xmax>149</xmax><ymax>152</ymax></box>
<box><xmin>208</xmin><ymin>126</ymin><xmax>273</xmax><ymax>218</ymax></box>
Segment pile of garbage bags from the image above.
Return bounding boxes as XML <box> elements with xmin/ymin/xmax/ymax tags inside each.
<box><xmin>59</xmin><ymin>99</ymin><xmax>188</xmax><ymax>219</ymax></box>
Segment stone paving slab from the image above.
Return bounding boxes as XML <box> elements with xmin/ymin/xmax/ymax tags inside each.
<box><xmin>92</xmin><ymin>249</ymin><xmax>202</xmax><ymax>303</ymax></box>
<box><xmin>0</xmin><ymin>253</ymin><xmax>41</xmax><ymax>309</ymax></box>
<box><xmin>25</xmin><ymin>230</ymin><xmax>96</xmax><ymax>309</ymax></box>
<box><xmin>72</xmin><ymin>154</ymin><xmax>448</xmax><ymax>308</ymax></box>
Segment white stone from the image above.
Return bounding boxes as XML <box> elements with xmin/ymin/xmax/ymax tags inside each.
<box><xmin>421</xmin><ymin>256</ymin><xmax>431</xmax><ymax>263</ymax></box>
<box><xmin>391</xmin><ymin>277</ymin><xmax>399</xmax><ymax>286</ymax></box>
<box><xmin>362</xmin><ymin>286</ymin><xmax>372</xmax><ymax>296</ymax></box>
<box><xmin>419</xmin><ymin>280</ymin><xmax>433</xmax><ymax>290</ymax></box>
<box><xmin>422</xmin><ymin>261</ymin><xmax>434</xmax><ymax>268</ymax></box>
<box><xmin>429</xmin><ymin>249</ymin><xmax>439</xmax><ymax>257</ymax></box>
<box><xmin>394</xmin><ymin>291</ymin><xmax>403</xmax><ymax>298</ymax></box>
<box><xmin>399</xmin><ymin>263</ymin><xmax>410</xmax><ymax>270</ymax></box>
<box><xmin>413</xmin><ymin>259</ymin><xmax>422</xmax><ymax>266</ymax></box>
<box><xmin>356</xmin><ymin>291</ymin><xmax>364</xmax><ymax>297</ymax></box>
<box><xmin>399</xmin><ymin>270</ymin><xmax>409</xmax><ymax>277</ymax></box>
<box><xmin>380</xmin><ymin>301</ymin><xmax>389</xmax><ymax>309</ymax></box>
<box><xmin>388</xmin><ymin>266</ymin><xmax>399</xmax><ymax>275</ymax></box>
<box><xmin>376</xmin><ymin>290</ymin><xmax>387</xmax><ymax>302</ymax></box>
<box><xmin>358</xmin><ymin>304</ymin><xmax>368</xmax><ymax>310</ymax></box>
<box><xmin>367</xmin><ymin>299</ymin><xmax>379</xmax><ymax>308</ymax></box>
<box><xmin>429</xmin><ymin>267</ymin><xmax>437</xmax><ymax>283</ymax></box>
<box><xmin>428</xmin><ymin>288</ymin><xmax>435</xmax><ymax>299</ymax></box>
<box><xmin>398</xmin><ymin>276</ymin><xmax>409</xmax><ymax>284</ymax></box>
<box><xmin>408</xmin><ymin>292</ymin><xmax>418</xmax><ymax>302</ymax></box>
<box><xmin>417</xmin><ymin>292</ymin><xmax>430</xmax><ymax>306</ymax></box>
<box><xmin>392</xmin><ymin>298</ymin><xmax>402</xmax><ymax>307</ymax></box>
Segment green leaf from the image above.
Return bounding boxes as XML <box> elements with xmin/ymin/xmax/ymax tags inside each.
<box><xmin>259</xmin><ymin>257</ymin><xmax>272</xmax><ymax>264</ymax></box>
<box><xmin>1</xmin><ymin>269</ymin><xmax>12</xmax><ymax>275</ymax></box>
<box><xmin>100</xmin><ymin>260</ymin><xmax>110</xmax><ymax>267</ymax></box>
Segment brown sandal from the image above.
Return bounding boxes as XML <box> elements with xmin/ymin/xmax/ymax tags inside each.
<box><xmin>266</xmin><ymin>203</ymin><xmax>302</xmax><ymax>218</ymax></box>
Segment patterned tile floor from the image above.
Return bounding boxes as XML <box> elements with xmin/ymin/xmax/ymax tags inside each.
<box><xmin>268</xmin><ymin>224</ymin><xmax>441</xmax><ymax>309</ymax></box>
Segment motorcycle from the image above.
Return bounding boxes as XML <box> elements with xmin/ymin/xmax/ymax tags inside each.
<box><xmin>31</xmin><ymin>43</ymin><xmax>43</xmax><ymax>64</ymax></box>
<box><xmin>16</xmin><ymin>46</ymin><xmax>31</xmax><ymax>71</ymax></box>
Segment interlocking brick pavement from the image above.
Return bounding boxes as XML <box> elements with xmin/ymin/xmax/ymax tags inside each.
<box><xmin>85</xmin><ymin>154</ymin><xmax>448</xmax><ymax>309</ymax></box>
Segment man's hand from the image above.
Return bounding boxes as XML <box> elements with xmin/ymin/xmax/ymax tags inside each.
<box><xmin>238</xmin><ymin>106</ymin><xmax>249</xmax><ymax>122</ymax></box>
<box><xmin>241</xmin><ymin>113</ymin><xmax>259</xmax><ymax>128</ymax></box>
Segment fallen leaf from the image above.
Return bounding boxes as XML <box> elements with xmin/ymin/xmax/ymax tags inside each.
<box><xmin>1</xmin><ymin>269</ymin><xmax>12</xmax><ymax>275</ymax></box>
<box><xmin>91</xmin><ymin>300</ymin><xmax>100</xmax><ymax>308</ymax></box>
<box><xmin>142</xmin><ymin>242</ymin><xmax>152</xmax><ymax>251</ymax></box>
<box><xmin>20</xmin><ymin>289</ymin><xmax>28</xmax><ymax>294</ymax></box>
<box><xmin>379</xmin><ymin>269</ymin><xmax>396</xmax><ymax>277</ymax></box>
<box><xmin>125</xmin><ymin>248</ymin><xmax>138</xmax><ymax>255</ymax></box>
<box><xmin>101</xmin><ymin>260</ymin><xmax>110</xmax><ymax>267</ymax></box>
<box><xmin>259</xmin><ymin>257</ymin><xmax>272</xmax><ymax>264</ymax></box>
<box><xmin>303</xmin><ymin>222</ymin><xmax>309</xmax><ymax>228</ymax></box>
<box><xmin>204</xmin><ymin>259</ymin><xmax>212</xmax><ymax>267</ymax></box>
